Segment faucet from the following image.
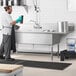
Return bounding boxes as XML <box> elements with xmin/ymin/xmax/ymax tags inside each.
<box><xmin>30</xmin><ymin>20</ymin><xmax>42</xmax><ymax>29</ymax></box>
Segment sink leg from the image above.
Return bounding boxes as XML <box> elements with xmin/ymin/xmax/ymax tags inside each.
<box><xmin>51</xmin><ymin>45</ymin><xmax>53</xmax><ymax>61</ymax></box>
<box><xmin>57</xmin><ymin>44</ymin><xmax>59</xmax><ymax>58</ymax></box>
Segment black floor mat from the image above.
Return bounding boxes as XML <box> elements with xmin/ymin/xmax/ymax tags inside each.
<box><xmin>0</xmin><ymin>59</ymin><xmax>72</xmax><ymax>70</ymax></box>
<box><xmin>0</xmin><ymin>59</ymin><xmax>23</xmax><ymax>64</ymax></box>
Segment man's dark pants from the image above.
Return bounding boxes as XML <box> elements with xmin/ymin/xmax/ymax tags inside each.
<box><xmin>0</xmin><ymin>34</ymin><xmax>11</xmax><ymax>59</ymax></box>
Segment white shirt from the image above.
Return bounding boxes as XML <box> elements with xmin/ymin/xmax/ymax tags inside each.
<box><xmin>1</xmin><ymin>11</ymin><xmax>12</xmax><ymax>35</ymax></box>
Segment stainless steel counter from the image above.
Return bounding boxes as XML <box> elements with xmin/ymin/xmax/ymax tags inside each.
<box><xmin>16</xmin><ymin>31</ymin><xmax>67</xmax><ymax>34</ymax></box>
<box><xmin>15</xmin><ymin>30</ymin><xmax>67</xmax><ymax>61</ymax></box>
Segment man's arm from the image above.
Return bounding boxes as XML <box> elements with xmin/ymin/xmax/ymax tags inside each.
<box><xmin>10</xmin><ymin>15</ymin><xmax>23</xmax><ymax>25</ymax></box>
<box><xmin>10</xmin><ymin>21</ymin><xmax>16</xmax><ymax>25</ymax></box>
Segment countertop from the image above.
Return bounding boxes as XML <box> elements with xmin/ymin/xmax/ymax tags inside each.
<box><xmin>0</xmin><ymin>64</ymin><xmax>23</xmax><ymax>73</ymax></box>
<box><xmin>15</xmin><ymin>30</ymin><xmax>67</xmax><ymax>34</ymax></box>
<box><xmin>0</xmin><ymin>29</ymin><xmax>67</xmax><ymax>34</ymax></box>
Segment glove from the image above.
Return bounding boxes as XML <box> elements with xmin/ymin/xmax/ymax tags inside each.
<box><xmin>16</xmin><ymin>16</ymin><xmax>23</xmax><ymax>23</ymax></box>
<box><xmin>15</xmin><ymin>25</ymin><xmax>20</xmax><ymax>30</ymax></box>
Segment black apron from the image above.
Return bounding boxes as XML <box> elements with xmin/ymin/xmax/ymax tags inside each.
<box><xmin>11</xmin><ymin>25</ymin><xmax>16</xmax><ymax>52</ymax></box>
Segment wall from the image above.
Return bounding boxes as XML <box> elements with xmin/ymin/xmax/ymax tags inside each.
<box><xmin>0</xmin><ymin>0</ymin><xmax>76</xmax><ymax>52</ymax></box>
<box><xmin>40</xmin><ymin>0</ymin><xmax>76</xmax><ymax>23</ymax></box>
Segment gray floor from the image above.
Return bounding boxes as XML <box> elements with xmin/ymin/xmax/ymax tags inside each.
<box><xmin>11</xmin><ymin>53</ymin><xmax>76</xmax><ymax>76</ymax></box>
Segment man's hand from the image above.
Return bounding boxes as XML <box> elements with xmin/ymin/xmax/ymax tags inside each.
<box><xmin>10</xmin><ymin>21</ymin><xmax>16</xmax><ymax>25</ymax></box>
<box><xmin>16</xmin><ymin>16</ymin><xmax>23</xmax><ymax>23</ymax></box>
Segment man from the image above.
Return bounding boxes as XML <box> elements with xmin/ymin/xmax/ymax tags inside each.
<box><xmin>0</xmin><ymin>6</ymin><xmax>17</xmax><ymax>61</ymax></box>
